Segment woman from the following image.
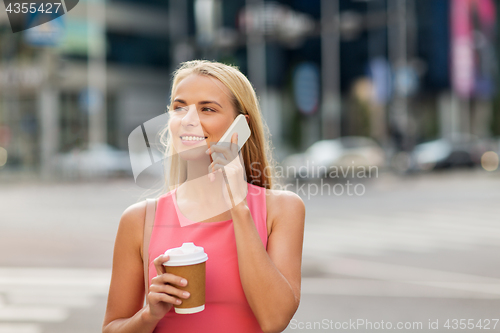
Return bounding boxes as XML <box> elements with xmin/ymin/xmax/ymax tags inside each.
<box><xmin>102</xmin><ymin>60</ymin><xmax>305</xmax><ymax>333</ymax></box>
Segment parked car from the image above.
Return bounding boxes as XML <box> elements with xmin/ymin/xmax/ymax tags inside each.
<box><xmin>56</xmin><ymin>143</ymin><xmax>132</xmax><ymax>178</ymax></box>
<box><xmin>281</xmin><ymin>136</ymin><xmax>386</xmax><ymax>180</ymax></box>
<box><xmin>410</xmin><ymin>134</ymin><xmax>495</xmax><ymax>171</ymax></box>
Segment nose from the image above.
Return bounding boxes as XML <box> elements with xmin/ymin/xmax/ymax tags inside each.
<box><xmin>180</xmin><ymin>104</ymin><xmax>200</xmax><ymax>127</ymax></box>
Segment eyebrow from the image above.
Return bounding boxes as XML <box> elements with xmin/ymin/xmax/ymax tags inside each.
<box><xmin>173</xmin><ymin>99</ymin><xmax>223</xmax><ymax>109</ymax></box>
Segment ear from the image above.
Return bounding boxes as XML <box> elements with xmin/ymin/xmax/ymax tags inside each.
<box><xmin>245</xmin><ymin>115</ymin><xmax>250</xmax><ymax>124</ymax></box>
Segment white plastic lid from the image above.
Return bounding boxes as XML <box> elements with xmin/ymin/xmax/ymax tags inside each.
<box><xmin>163</xmin><ymin>243</ymin><xmax>208</xmax><ymax>266</ymax></box>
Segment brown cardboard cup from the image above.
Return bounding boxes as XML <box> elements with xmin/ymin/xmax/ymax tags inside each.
<box><xmin>163</xmin><ymin>243</ymin><xmax>208</xmax><ymax>314</ymax></box>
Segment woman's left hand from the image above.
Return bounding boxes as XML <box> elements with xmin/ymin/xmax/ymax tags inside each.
<box><xmin>206</xmin><ymin>133</ymin><xmax>248</xmax><ymax>209</ymax></box>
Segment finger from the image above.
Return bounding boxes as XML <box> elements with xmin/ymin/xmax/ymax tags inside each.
<box><xmin>212</xmin><ymin>157</ymin><xmax>229</xmax><ymax>167</ymax></box>
<box><xmin>206</xmin><ymin>141</ymin><xmax>213</xmax><ymax>163</ymax></box>
<box><xmin>207</xmin><ymin>145</ymin><xmax>233</xmax><ymax>161</ymax></box>
<box><xmin>208</xmin><ymin>172</ymin><xmax>215</xmax><ymax>182</ymax></box>
<box><xmin>150</xmin><ymin>283</ymin><xmax>191</xmax><ymax>299</ymax></box>
<box><xmin>210</xmin><ymin>163</ymin><xmax>226</xmax><ymax>174</ymax></box>
<box><xmin>208</xmin><ymin>158</ymin><xmax>228</xmax><ymax>174</ymax></box>
<box><xmin>153</xmin><ymin>254</ymin><xmax>169</xmax><ymax>276</ymax></box>
<box><xmin>149</xmin><ymin>291</ymin><xmax>183</xmax><ymax>305</ymax></box>
<box><xmin>207</xmin><ymin>144</ymin><xmax>230</xmax><ymax>154</ymax></box>
<box><xmin>230</xmin><ymin>133</ymin><xmax>238</xmax><ymax>155</ymax></box>
<box><xmin>155</xmin><ymin>273</ymin><xmax>188</xmax><ymax>288</ymax></box>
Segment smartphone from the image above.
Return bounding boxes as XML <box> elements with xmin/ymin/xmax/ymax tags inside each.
<box><xmin>210</xmin><ymin>114</ymin><xmax>251</xmax><ymax>161</ymax></box>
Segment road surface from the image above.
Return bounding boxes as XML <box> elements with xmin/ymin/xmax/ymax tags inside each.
<box><xmin>0</xmin><ymin>169</ymin><xmax>499</xmax><ymax>332</ymax></box>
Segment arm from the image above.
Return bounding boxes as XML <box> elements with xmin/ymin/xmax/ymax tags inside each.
<box><xmin>102</xmin><ymin>202</ymin><xmax>190</xmax><ymax>333</ymax></box>
<box><xmin>232</xmin><ymin>191</ymin><xmax>305</xmax><ymax>333</ymax></box>
<box><xmin>102</xmin><ymin>201</ymin><xmax>160</xmax><ymax>333</ymax></box>
<box><xmin>102</xmin><ymin>197</ymin><xmax>199</xmax><ymax>333</ymax></box>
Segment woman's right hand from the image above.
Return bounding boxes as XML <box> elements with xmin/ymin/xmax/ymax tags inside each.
<box><xmin>146</xmin><ymin>254</ymin><xmax>191</xmax><ymax>321</ymax></box>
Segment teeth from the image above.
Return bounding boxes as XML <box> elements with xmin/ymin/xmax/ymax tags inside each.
<box><xmin>181</xmin><ymin>136</ymin><xmax>205</xmax><ymax>141</ymax></box>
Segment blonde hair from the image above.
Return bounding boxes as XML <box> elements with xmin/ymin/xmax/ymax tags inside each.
<box><xmin>158</xmin><ymin>60</ymin><xmax>278</xmax><ymax>193</ymax></box>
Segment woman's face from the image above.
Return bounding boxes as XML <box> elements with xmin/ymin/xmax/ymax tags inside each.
<box><xmin>169</xmin><ymin>74</ymin><xmax>237</xmax><ymax>159</ymax></box>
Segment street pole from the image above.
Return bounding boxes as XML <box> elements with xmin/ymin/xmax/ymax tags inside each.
<box><xmin>169</xmin><ymin>0</ymin><xmax>188</xmax><ymax>71</ymax></box>
<box><xmin>388</xmin><ymin>0</ymin><xmax>408</xmax><ymax>151</ymax></box>
<box><xmin>245</xmin><ymin>0</ymin><xmax>267</xmax><ymax>103</ymax></box>
<box><xmin>367</xmin><ymin>0</ymin><xmax>388</xmax><ymax>145</ymax></box>
<box><xmin>87</xmin><ymin>0</ymin><xmax>107</xmax><ymax>148</ymax></box>
<box><xmin>321</xmin><ymin>0</ymin><xmax>341</xmax><ymax>139</ymax></box>
<box><xmin>194</xmin><ymin>0</ymin><xmax>221</xmax><ymax>60</ymax></box>
<box><xmin>39</xmin><ymin>48</ymin><xmax>60</xmax><ymax>179</ymax></box>
<box><xmin>245</xmin><ymin>0</ymin><xmax>281</xmax><ymax>153</ymax></box>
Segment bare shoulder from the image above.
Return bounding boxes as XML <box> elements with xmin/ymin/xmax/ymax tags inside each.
<box><xmin>265</xmin><ymin>188</ymin><xmax>305</xmax><ymax>234</ymax></box>
<box><xmin>120</xmin><ymin>200</ymin><xmax>147</xmax><ymax>230</ymax></box>
<box><xmin>116</xmin><ymin>201</ymin><xmax>148</xmax><ymax>257</ymax></box>
<box><xmin>265</xmin><ymin>188</ymin><xmax>304</xmax><ymax>208</ymax></box>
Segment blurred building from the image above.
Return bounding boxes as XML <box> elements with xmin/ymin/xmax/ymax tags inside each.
<box><xmin>0</xmin><ymin>0</ymin><xmax>499</xmax><ymax>177</ymax></box>
<box><xmin>0</xmin><ymin>0</ymin><xmax>174</xmax><ymax>176</ymax></box>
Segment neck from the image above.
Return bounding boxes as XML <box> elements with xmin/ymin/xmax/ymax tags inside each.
<box><xmin>178</xmin><ymin>154</ymin><xmax>224</xmax><ymax>203</ymax></box>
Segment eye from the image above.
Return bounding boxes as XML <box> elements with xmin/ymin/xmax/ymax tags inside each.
<box><xmin>201</xmin><ymin>107</ymin><xmax>216</xmax><ymax>112</ymax></box>
<box><xmin>173</xmin><ymin>106</ymin><xmax>188</xmax><ymax>112</ymax></box>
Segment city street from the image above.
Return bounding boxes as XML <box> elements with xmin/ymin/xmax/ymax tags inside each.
<box><xmin>0</xmin><ymin>169</ymin><xmax>499</xmax><ymax>333</ymax></box>
<box><xmin>1</xmin><ymin>0</ymin><xmax>499</xmax><ymax>332</ymax></box>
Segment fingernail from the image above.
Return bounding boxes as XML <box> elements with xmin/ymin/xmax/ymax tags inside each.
<box><xmin>183</xmin><ymin>291</ymin><xmax>190</xmax><ymax>297</ymax></box>
<box><xmin>205</xmin><ymin>149</ymin><xmax>210</xmax><ymax>154</ymax></box>
<box><xmin>181</xmin><ymin>279</ymin><xmax>187</xmax><ymax>286</ymax></box>
<box><xmin>176</xmin><ymin>299</ymin><xmax>182</xmax><ymax>304</ymax></box>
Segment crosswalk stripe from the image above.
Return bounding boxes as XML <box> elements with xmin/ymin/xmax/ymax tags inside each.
<box><xmin>0</xmin><ymin>306</ymin><xmax>68</xmax><ymax>322</ymax></box>
<box><xmin>0</xmin><ymin>324</ymin><xmax>41</xmax><ymax>333</ymax></box>
<box><xmin>312</xmin><ymin>220</ymin><xmax>500</xmax><ymax>244</ymax></box>
<box><xmin>305</xmin><ymin>229</ymin><xmax>492</xmax><ymax>254</ymax></box>
<box><xmin>301</xmin><ymin>256</ymin><xmax>500</xmax><ymax>299</ymax></box>
<box><xmin>306</xmin><ymin>205</ymin><xmax>500</xmax><ymax>255</ymax></box>
<box><xmin>325</xmin><ymin>257</ymin><xmax>500</xmax><ymax>283</ymax></box>
<box><xmin>304</xmin><ymin>231</ymin><xmax>439</xmax><ymax>254</ymax></box>
<box><xmin>325</xmin><ymin>213</ymin><xmax>500</xmax><ymax>232</ymax></box>
<box><xmin>307</xmin><ymin>224</ymin><xmax>468</xmax><ymax>247</ymax></box>
<box><xmin>7</xmin><ymin>292</ymin><xmax>95</xmax><ymax>308</ymax></box>
<box><xmin>301</xmin><ymin>278</ymin><xmax>500</xmax><ymax>299</ymax></box>
<box><xmin>0</xmin><ymin>267</ymin><xmax>110</xmax><ymax>325</ymax></box>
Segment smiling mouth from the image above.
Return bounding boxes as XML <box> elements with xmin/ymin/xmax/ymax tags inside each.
<box><xmin>180</xmin><ymin>136</ymin><xmax>208</xmax><ymax>141</ymax></box>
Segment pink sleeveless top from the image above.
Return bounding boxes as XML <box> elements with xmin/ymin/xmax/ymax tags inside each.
<box><xmin>148</xmin><ymin>182</ymin><xmax>268</xmax><ymax>333</ymax></box>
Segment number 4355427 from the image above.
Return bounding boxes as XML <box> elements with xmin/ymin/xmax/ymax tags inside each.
<box><xmin>444</xmin><ymin>319</ymin><xmax>499</xmax><ymax>330</ymax></box>
<box><xmin>5</xmin><ymin>2</ymin><xmax>62</xmax><ymax>14</ymax></box>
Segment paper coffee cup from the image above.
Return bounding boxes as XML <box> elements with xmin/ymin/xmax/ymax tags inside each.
<box><xmin>163</xmin><ymin>243</ymin><xmax>208</xmax><ymax>314</ymax></box>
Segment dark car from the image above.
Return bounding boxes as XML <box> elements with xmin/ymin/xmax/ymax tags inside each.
<box><xmin>410</xmin><ymin>134</ymin><xmax>494</xmax><ymax>171</ymax></box>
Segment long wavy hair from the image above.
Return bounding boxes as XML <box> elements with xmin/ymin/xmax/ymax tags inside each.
<box><xmin>158</xmin><ymin>60</ymin><xmax>278</xmax><ymax>194</ymax></box>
